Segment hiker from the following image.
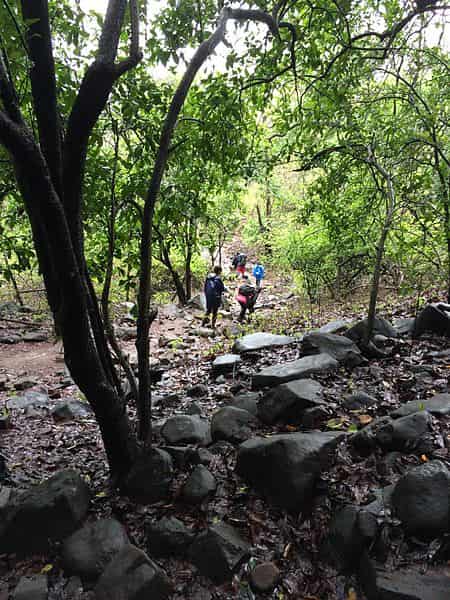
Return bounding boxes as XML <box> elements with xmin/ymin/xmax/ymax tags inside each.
<box><xmin>202</xmin><ymin>265</ymin><xmax>225</xmax><ymax>329</ymax></box>
<box><xmin>236</xmin><ymin>275</ymin><xmax>259</xmax><ymax>322</ymax></box>
<box><xmin>231</xmin><ymin>252</ymin><xmax>247</xmax><ymax>277</ymax></box>
<box><xmin>252</xmin><ymin>262</ymin><xmax>265</xmax><ymax>289</ymax></box>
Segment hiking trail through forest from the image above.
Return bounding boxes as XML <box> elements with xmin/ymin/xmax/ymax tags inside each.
<box><xmin>0</xmin><ymin>235</ymin><xmax>449</xmax><ymax>600</ymax></box>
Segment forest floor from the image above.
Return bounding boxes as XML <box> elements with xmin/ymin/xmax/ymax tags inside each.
<box><xmin>0</xmin><ymin>249</ymin><xmax>449</xmax><ymax>599</ymax></box>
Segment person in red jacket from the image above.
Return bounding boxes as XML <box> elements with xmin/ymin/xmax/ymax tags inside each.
<box><xmin>236</xmin><ymin>275</ymin><xmax>259</xmax><ymax>322</ymax></box>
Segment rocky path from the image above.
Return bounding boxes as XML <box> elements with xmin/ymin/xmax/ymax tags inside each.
<box><xmin>1</xmin><ymin>288</ymin><xmax>450</xmax><ymax>599</ymax></box>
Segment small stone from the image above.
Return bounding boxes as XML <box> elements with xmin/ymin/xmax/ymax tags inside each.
<box><xmin>250</xmin><ymin>561</ymin><xmax>280</xmax><ymax>593</ymax></box>
<box><xmin>22</xmin><ymin>331</ymin><xmax>48</xmax><ymax>343</ymax></box>
<box><xmin>212</xmin><ymin>354</ymin><xmax>241</xmax><ymax>374</ymax></box>
<box><xmin>146</xmin><ymin>516</ymin><xmax>194</xmax><ymax>558</ymax></box>
<box><xmin>125</xmin><ymin>449</ymin><xmax>173</xmax><ymax>504</ymax></box>
<box><xmin>95</xmin><ymin>545</ymin><xmax>171</xmax><ymax>600</ymax></box>
<box><xmin>187</xmin><ymin>384</ymin><xmax>208</xmax><ymax>398</ymax></box>
<box><xmin>62</xmin><ymin>518</ymin><xmax>129</xmax><ymax>581</ymax></box>
<box><xmin>188</xmin><ymin>522</ymin><xmax>249</xmax><ymax>584</ymax></box>
<box><xmin>161</xmin><ymin>415</ymin><xmax>211</xmax><ymax>446</ymax></box>
<box><xmin>343</xmin><ymin>391</ymin><xmax>377</xmax><ymax>410</ymax></box>
<box><xmin>52</xmin><ymin>399</ymin><xmax>93</xmax><ymax>421</ymax></box>
<box><xmin>211</xmin><ymin>406</ymin><xmax>257</xmax><ymax>443</ymax></box>
<box><xmin>233</xmin><ymin>332</ymin><xmax>296</xmax><ymax>353</ymax></box>
<box><xmin>13</xmin><ymin>378</ymin><xmax>38</xmax><ymax>391</ymax></box>
<box><xmin>182</xmin><ymin>465</ymin><xmax>216</xmax><ymax>504</ymax></box>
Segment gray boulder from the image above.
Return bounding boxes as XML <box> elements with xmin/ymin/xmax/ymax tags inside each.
<box><xmin>161</xmin><ymin>415</ymin><xmax>211</xmax><ymax>446</ymax></box>
<box><xmin>352</xmin><ymin>412</ymin><xmax>430</xmax><ymax>454</ymax></box>
<box><xmin>318</xmin><ymin>319</ymin><xmax>350</xmax><ymax>334</ymax></box>
<box><xmin>232</xmin><ymin>332</ymin><xmax>296</xmax><ymax>353</ymax></box>
<box><xmin>376</xmin><ymin>567</ymin><xmax>450</xmax><ymax>600</ymax></box>
<box><xmin>236</xmin><ymin>431</ymin><xmax>344</xmax><ymax>511</ymax></box>
<box><xmin>302</xmin><ymin>332</ymin><xmax>363</xmax><ymax>367</ymax></box>
<box><xmin>212</xmin><ymin>354</ymin><xmax>241</xmax><ymax>374</ymax></box>
<box><xmin>391</xmin><ymin>460</ymin><xmax>450</xmax><ymax>539</ymax></box>
<box><xmin>188</xmin><ymin>293</ymin><xmax>207</xmax><ymax>311</ymax></box>
<box><xmin>182</xmin><ymin>465</ymin><xmax>216</xmax><ymax>504</ymax></box>
<box><xmin>252</xmin><ymin>354</ymin><xmax>338</xmax><ymax>389</ymax></box>
<box><xmin>188</xmin><ymin>522</ymin><xmax>249</xmax><ymax>584</ymax></box>
<box><xmin>230</xmin><ymin>392</ymin><xmax>260</xmax><ymax>417</ymax></box>
<box><xmin>393</xmin><ymin>317</ymin><xmax>415</xmax><ymax>336</ymax></box>
<box><xmin>95</xmin><ymin>545</ymin><xmax>171</xmax><ymax>600</ymax></box>
<box><xmin>343</xmin><ymin>391</ymin><xmax>377</xmax><ymax>410</ymax></box>
<box><xmin>328</xmin><ymin>505</ymin><xmax>378</xmax><ymax>571</ymax></box>
<box><xmin>23</xmin><ymin>331</ymin><xmax>48</xmax><ymax>343</ymax></box>
<box><xmin>345</xmin><ymin>316</ymin><xmax>398</xmax><ymax>342</ymax></box>
<box><xmin>52</xmin><ymin>398</ymin><xmax>93</xmax><ymax>421</ymax></box>
<box><xmin>0</xmin><ymin>333</ymin><xmax>22</xmax><ymax>344</ymax></box>
<box><xmin>0</xmin><ymin>469</ymin><xmax>90</xmax><ymax>555</ymax></box>
<box><xmin>414</xmin><ymin>302</ymin><xmax>450</xmax><ymax>337</ymax></box>
<box><xmin>62</xmin><ymin>518</ymin><xmax>129</xmax><ymax>581</ymax></box>
<box><xmin>125</xmin><ymin>449</ymin><xmax>173</xmax><ymax>504</ymax></box>
<box><xmin>145</xmin><ymin>516</ymin><xmax>194</xmax><ymax>558</ymax></box>
<box><xmin>12</xmin><ymin>575</ymin><xmax>48</xmax><ymax>600</ymax></box>
<box><xmin>7</xmin><ymin>390</ymin><xmax>49</xmax><ymax>411</ymax></box>
<box><xmin>391</xmin><ymin>393</ymin><xmax>450</xmax><ymax>418</ymax></box>
<box><xmin>211</xmin><ymin>406</ymin><xmax>258</xmax><ymax>443</ymax></box>
<box><xmin>257</xmin><ymin>378</ymin><xmax>324</xmax><ymax>424</ymax></box>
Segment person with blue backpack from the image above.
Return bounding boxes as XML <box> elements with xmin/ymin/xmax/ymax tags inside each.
<box><xmin>202</xmin><ymin>265</ymin><xmax>225</xmax><ymax>329</ymax></box>
<box><xmin>253</xmin><ymin>263</ymin><xmax>265</xmax><ymax>289</ymax></box>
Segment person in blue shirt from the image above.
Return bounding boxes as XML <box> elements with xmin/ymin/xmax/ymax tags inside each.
<box><xmin>202</xmin><ymin>265</ymin><xmax>225</xmax><ymax>329</ymax></box>
<box><xmin>253</xmin><ymin>263</ymin><xmax>265</xmax><ymax>289</ymax></box>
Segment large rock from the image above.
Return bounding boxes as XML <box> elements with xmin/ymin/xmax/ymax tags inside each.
<box><xmin>125</xmin><ymin>449</ymin><xmax>173</xmax><ymax>504</ymax></box>
<box><xmin>414</xmin><ymin>302</ymin><xmax>450</xmax><ymax>337</ymax></box>
<box><xmin>318</xmin><ymin>319</ymin><xmax>350</xmax><ymax>334</ymax></box>
<box><xmin>345</xmin><ymin>316</ymin><xmax>398</xmax><ymax>342</ymax></box>
<box><xmin>188</xmin><ymin>293</ymin><xmax>207</xmax><ymax>311</ymax></box>
<box><xmin>376</xmin><ymin>568</ymin><xmax>450</xmax><ymax>600</ymax></box>
<box><xmin>161</xmin><ymin>415</ymin><xmax>211</xmax><ymax>446</ymax></box>
<box><xmin>145</xmin><ymin>516</ymin><xmax>194</xmax><ymax>558</ymax></box>
<box><xmin>6</xmin><ymin>390</ymin><xmax>50</xmax><ymax>411</ymax></box>
<box><xmin>12</xmin><ymin>575</ymin><xmax>48</xmax><ymax>600</ymax></box>
<box><xmin>352</xmin><ymin>412</ymin><xmax>430</xmax><ymax>454</ymax></box>
<box><xmin>0</xmin><ymin>469</ymin><xmax>90</xmax><ymax>554</ymax></box>
<box><xmin>393</xmin><ymin>317</ymin><xmax>415</xmax><ymax>336</ymax></box>
<box><xmin>188</xmin><ymin>522</ymin><xmax>249</xmax><ymax>584</ymax></box>
<box><xmin>212</xmin><ymin>354</ymin><xmax>241</xmax><ymax>374</ymax></box>
<box><xmin>343</xmin><ymin>391</ymin><xmax>377</xmax><ymax>410</ymax></box>
<box><xmin>95</xmin><ymin>545</ymin><xmax>171</xmax><ymax>600</ymax></box>
<box><xmin>391</xmin><ymin>393</ymin><xmax>450</xmax><ymax>418</ymax></box>
<box><xmin>328</xmin><ymin>505</ymin><xmax>378</xmax><ymax>571</ymax></box>
<box><xmin>211</xmin><ymin>406</ymin><xmax>258</xmax><ymax>443</ymax></box>
<box><xmin>258</xmin><ymin>378</ymin><xmax>324</xmax><ymax>424</ymax></box>
<box><xmin>230</xmin><ymin>392</ymin><xmax>260</xmax><ymax>417</ymax></box>
<box><xmin>302</xmin><ymin>332</ymin><xmax>363</xmax><ymax>367</ymax></box>
<box><xmin>391</xmin><ymin>460</ymin><xmax>450</xmax><ymax>539</ymax></box>
<box><xmin>182</xmin><ymin>465</ymin><xmax>216</xmax><ymax>504</ymax></box>
<box><xmin>232</xmin><ymin>332</ymin><xmax>296</xmax><ymax>353</ymax></box>
<box><xmin>252</xmin><ymin>354</ymin><xmax>338</xmax><ymax>389</ymax></box>
<box><xmin>52</xmin><ymin>398</ymin><xmax>93</xmax><ymax>421</ymax></box>
<box><xmin>62</xmin><ymin>518</ymin><xmax>129</xmax><ymax>581</ymax></box>
<box><xmin>236</xmin><ymin>431</ymin><xmax>344</xmax><ymax>511</ymax></box>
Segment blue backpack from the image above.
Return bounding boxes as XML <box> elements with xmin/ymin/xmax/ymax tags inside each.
<box><xmin>205</xmin><ymin>276</ymin><xmax>222</xmax><ymax>298</ymax></box>
<box><xmin>253</xmin><ymin>264</ymin><xmax>265</xmax><ymax>279</ymax></box>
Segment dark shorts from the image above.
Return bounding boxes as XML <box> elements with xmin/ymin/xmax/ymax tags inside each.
<box><xmin>206</xmin><ymin>297</ymin><xmax>221</xmax><ymax>312</ymax></box>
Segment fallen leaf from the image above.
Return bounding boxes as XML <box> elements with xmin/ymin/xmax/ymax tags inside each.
<box><xmin>358</xmin><ymin>414</ymin><xmax>373</xmax><ymax>425</ymax></box>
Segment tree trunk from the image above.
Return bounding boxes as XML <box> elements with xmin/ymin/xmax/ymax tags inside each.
<box><xmin>364</xmin><ymin>170</ymin><xmax>395</xmax><ymax>344</ymax></box>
